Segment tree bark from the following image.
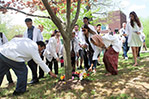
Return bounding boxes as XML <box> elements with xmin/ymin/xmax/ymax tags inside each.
<box><xmin>63</xmin><ymin>37</ymin><xmax>72</xmax><ymax>80</ymax></box>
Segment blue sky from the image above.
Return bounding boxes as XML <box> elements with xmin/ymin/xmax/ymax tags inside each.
<box><xmin>120</xmin><ymin>0</ymin><xmax>149</xmax><ymax>18</ymax></box>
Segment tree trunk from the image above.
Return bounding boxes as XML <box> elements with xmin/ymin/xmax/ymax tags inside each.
<box><xmin>63</xmin><ymin>37</ymin><xmax>72</xmax><ymax>80</ymax></box>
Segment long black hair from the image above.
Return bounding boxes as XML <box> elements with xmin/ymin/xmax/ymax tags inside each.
<box><xmin>82</xmin><ymin>24</ymin><xmax>96</xmax><ymax>34</ymax></box>
<box><xmin>129</xmin><ymin>11</ymin><xmax>141</xmax><ymax>28</ymax></box>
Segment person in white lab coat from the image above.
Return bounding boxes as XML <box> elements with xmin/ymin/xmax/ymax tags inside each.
<box><xmin>24</xmin><ymin>18</ymin><xmax>43</xmax><ymax>84</ymax></box>
<box><xmin>119</xmin><ymin>22</ymin><xmax>129</xmax><ymax>60</ymax></box>
<box><xmin>80</xmin><ymin>24</ymin><xmax>100</xmax><ymax>72</ymax></box>
<box><xmin>71</xmin><ymin>31</ymin><xmax>80</xmax><ymax>72</ymax></box>
<box><xmin>0</xmin><ymin>38</ymin><xmax>56</xmax><ymax>95</ymax></box>
<box><xmin>0</xmin><ymin>32</ymin><xmax>14</xmax><ymax>86</ymax></box>
<box><xmin>74</xmin><ymin>24</ymin><xmax>84</xmax><ymax>69</ymax></box>
<box><xmin>90</xmin><ymin>34</ymin><xmax>122</xmax><ymax>76</ymax></box>
<box><xmin>43</xmin><ymin>30</ymin><xmax>63</xmax><ymax>75</ymax></box>
<box><xmin>126</xmin><ymin>11</ymin><xmax>144</xmax><ymax>66</ymax></box>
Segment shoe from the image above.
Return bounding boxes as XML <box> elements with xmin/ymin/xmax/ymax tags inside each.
<box><xmin>97</xmin><ymin>62</ymin><xmax>101</xmax><ymax>66</ymax></box>
<box><xmin>28</xmin><ymin>79</ymin><xmax>39</xmax><ymax>84</ymax></box>
<box><xmin>79</xmin><ymin>66</ymin><xmax>83</xmax><ymax>69</ymax></box>
<box><xmin>13</xmin><ymin>91</ymin><xmax>25</xmax><ymax>96</ymax></box>
<box><xmin>7</xmin><ymin>82</ymin><xmax>15</xmax><ymax>88</ymax></box>
<box><xmin>38</xmin><ymin>76</ymin><xmax>45</xmax><ymax>79</ymax></box>
<box><xmin>125</xmin><ymin>57</ymin><xmax>128</xmax><ymax>60</ymax></box>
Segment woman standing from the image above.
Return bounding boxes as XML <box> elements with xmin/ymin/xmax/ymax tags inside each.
<box><xmin>126</xmin><ymin>11</ymin><xmax>144</xmax><ymax>66</ymax></box>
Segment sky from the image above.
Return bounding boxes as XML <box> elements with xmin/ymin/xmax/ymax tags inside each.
<box><xmin>120</xmin><ymin>0</ymin><xmax>149</xmax><ymax>19</ymax></box>
<box><xmin>2</xmin><ymin>0</ymin><xmax>149</xmax><ymax>26</ymax></box>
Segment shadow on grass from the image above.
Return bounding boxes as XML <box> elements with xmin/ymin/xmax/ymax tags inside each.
<box><xmin>0</xmin><ymin>53</ymin><xmax>149</xmax><ymax>99</ymax></box>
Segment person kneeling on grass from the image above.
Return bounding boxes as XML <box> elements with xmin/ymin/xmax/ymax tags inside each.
<box><xmin>0</xmin><ymin>38</ymin><xmax>57</xmax><ymax>96</ymax></box>
<box><xmin>90</xmin><ymin>34</ymin><xmax>122</xmax><ymax>76</ymax></box>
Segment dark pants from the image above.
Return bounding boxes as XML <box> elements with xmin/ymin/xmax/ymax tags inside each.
<box><xmin>46</xmin><ymin>58</ymin><xmax>58</xmax><ymax>75</ymax></box>
<box><xmin>83</xmin><ymin>50</ymin><xmax>89</xmax><ymax>70</ymax></box>
<box><xmin>138</xmin><ymin>47</ymin><xmax>141</xmax><ymax>57</ymax></box>
<box><xmin>123</xmin><ymin>37</ymin><xmax>129</xmax><ymax>58</ymax></box>
<box><xmin>6</xmin><ymin>71</ymin><xmax>13</xmax><ymax>83</ymax></box>
<box><xmin>0</xmin><ymin>53</ymin><xmax>27</xmax><ymax>92</ymax></box>
<box><xmin>39</xmin><ymin>53</ymin><xmax>44</xmax><ymax>78</ymax></box>
<box><xmin>71</xmin><ymin>56</ymin><xmax>76</xmax><ymax>72</ymax></box>
<box><xmin>28</xmin><ymin>59</ymin><xmax>37</xmax><ymax>80</ymax></box>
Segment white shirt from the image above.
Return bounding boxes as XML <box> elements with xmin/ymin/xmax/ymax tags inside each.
<box><xmin>126</xmin><ymin>22</ymin><xmax>144</xmax><ymax>43</ymax></box>
<box><xmin>102</xmin><ymin>33</ymin><xmax>122</xmax><ymax>52</ymax></box>
<box><xmin>0</xmin><ymin>33</ymin><xmax>8</xmax><ymax>46</ymax></box>
<box><xmin>0</xmin><ymin>38</ymin><xmax>50</xmax><ymax>73</ymax></box>
<box><xmin>70</xmin><ymin>37</ymin><xmax>80</xmax><ymax>54</ymax></box>
<box><xmin>43</xmin><ymin>37</ymin><xmax>63</xmax><ymax>62</ymax></box>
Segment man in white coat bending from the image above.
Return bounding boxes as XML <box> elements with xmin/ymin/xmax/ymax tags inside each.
<box><xmin>0</xmin><ymin>38</ymin><xmax>57</xmax><ymax>95</ymax></box>
<box><xmin>23</xmin><ymin>18</ymin><xmax>42</xmax><ymax>84</ymax></box>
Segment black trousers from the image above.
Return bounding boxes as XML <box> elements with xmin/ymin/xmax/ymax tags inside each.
<box><xmin>39</xmin><ymin>54</ymin><xmax>44</xmax><ymax>78</ymax></box>
<box><xmin>83</xmin><ymin>50</ymin><xmax>90</xmax><ymax>70</ymax></box>
<box><xmin>28</xmin><ymin>59</ymin><xmax>38</xmax><ymax>80</ymax></box>
<box><xmin>46</xmin><ymin>58</ymin><xmax>58</xmax><ymax>75</ymax></box>
<box><xmin>71</xmin><ymin>56</ymin><xmax>76</xmax><ymax>72</ymax></box>
<box><xmin>6</xmin><ymin>71</ymin><xmax>13</xmax><ymax>83</ymax></box>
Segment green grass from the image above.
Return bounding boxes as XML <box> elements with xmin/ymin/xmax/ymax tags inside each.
<box><xmin>0</xmin><ymin>53</ymin><xmax>149</xmax><ymax>99</ymax></box>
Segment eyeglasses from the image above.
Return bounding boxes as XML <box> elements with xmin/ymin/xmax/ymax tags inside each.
<box><xmin>82</xmin><ymin>30</ymin><xmax>86</xmax><ymax>32</ymax></box>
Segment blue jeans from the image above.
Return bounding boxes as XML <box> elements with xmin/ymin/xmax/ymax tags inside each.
<box><xmin>0</xmin><ymin>53</ymin><xmax>28</xmax><ymax>92</ymax></box>
<box><xmin>123</xmin><ymin>37</ymin><xmax>129</xmax><ymax>58</ymax></box>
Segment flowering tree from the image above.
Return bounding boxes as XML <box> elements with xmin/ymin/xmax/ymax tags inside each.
<box><xmin>0</xmin><ymin>0</ymin><xmax>116</xmax><ymax>80</ymax></box>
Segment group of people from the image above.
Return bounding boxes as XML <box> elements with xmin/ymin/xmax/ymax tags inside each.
<box><xmin>0</xmin><ymin>11</ymin><xmax>146</xmax><ymax>95</ymax></box>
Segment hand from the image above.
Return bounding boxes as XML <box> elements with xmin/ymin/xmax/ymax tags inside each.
<box><xmin>88</xmin><ymin>67</ymin><xmax>92</xmax><ymax>72</ymax></box>
<box><xmin>137</xmin><ymin>32</ymin><xmax>141</xmax><ymax>34</ymax></box>
<box><xmin>56</xmin><ymin>58</ymin><xmax>59</xmax><ymax>62</ymax></box>
<box><xmin>77</xmin><ymin>52</ymin><xmax>79</xmax><ymax>57</ymax></box>
<box><xmin>82</xmin><ymin>44</ymin><xmax>87</xmax><ymax>49</ymax></box>
<box><xmin>49</xmin><ymin>71</ymin><xmax>57</xmax><ymax>78</ymax></box>
<box><xmin>123</xmin><ymin>34</ymin><xmax>127</xmax><ymax>37</ymax></box>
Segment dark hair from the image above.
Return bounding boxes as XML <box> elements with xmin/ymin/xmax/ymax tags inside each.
<box><xmin>129</xmin><ymin>11</ymin><xmax>141</xmax><ymax>28</ymax></box>
<box><xmin>83</xmin><ymin>24</ymin><xmax>90</xmax><ymax>30</ymax></box>
<box><xmin>83</xmin><ymin>17</ymin><xmax>89</xmax><ymax>20</ymax></box>
<box><xmin>74</xmin><ymin>24</ymin><xmax>79</xmax><ymax>27</ymax></box>
<box><xmin>82</xmin><ymin>24</ymin><xmax>96</xmax><ymax>34</ymax></box>
<box><xmin>54</xmin><ymin>30</ymin><xmax>59</xmax><ymax>34</ymax></box>
<box><xmin>25</xmin><ymin>18</ymin><xmax>32</xmax><ymax>22</ymax></box>
<box><xmin>36</xmin><ymin>41</ymin><xmax>45</xmax><ymax>47</ymax></box>
<box><xmin>97</xmin><ymin>24</ymin><xmax>101</xmax><ymax>27</ymax></box>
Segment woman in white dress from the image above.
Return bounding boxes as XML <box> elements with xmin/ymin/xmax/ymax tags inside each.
<box><xmin>126</xmin><ymin>11</ymin><xmax>144</xmax><ymax>66</ymax></box>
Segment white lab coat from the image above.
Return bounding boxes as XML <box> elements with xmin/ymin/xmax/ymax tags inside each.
<box><xmin>82</xmin><ymin>33</ymin><xmax>101</xmax><ymax>60</ymax></box>
<box><xmin>0</xmin><ymin>33</ymin><xmax>8</xmax><ymax>46</ymax></box>
<box><xmin>70</xmin><ymin>37</ymin><xmax>81</xmax><ymax>55</ymax></box>
<box><xmin>24</xmin><ymin>27</ymin><xmax>42</xmax><ymax>42</ymax></box>
<box><xmin>0</xmin><ymin>38</ymin><xmax>50</xmax><ymax>73</ymax></box>
<box><xmin>43</xmin><ymin>37</ymin><xmax>63</xmax><ymax>62</ymax></box>
<box><xmin>102</xmin><ymin>33</ymin><xmax>122</xmax><ymax>52</ymax></box>
<box><xmin>126</xmin><ymin>21</ymin><xmax>144</xmax><ymax>43</ymax></box>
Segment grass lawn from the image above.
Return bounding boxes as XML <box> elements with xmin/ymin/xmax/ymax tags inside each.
<box><xmin>0</xmin><ymin>52</ymin><xmax>149</xmax><ymax>99</ymax></box>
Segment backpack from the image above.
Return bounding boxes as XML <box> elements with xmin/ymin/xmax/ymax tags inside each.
<box><xmin>0</xmin><ymin>32</ymin><xmax>3</xmax><ymax>43</ymax></box>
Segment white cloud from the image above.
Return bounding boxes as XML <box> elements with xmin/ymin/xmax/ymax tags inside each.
<box><xmin>121</xmin><ymin>0</ymin><xmax>130</xmax><ymax>8</ymax></box>
<box><xmin>129</xmin><ymin>4</ymin><xmax>146</xmax><ymax>11</ymax></box>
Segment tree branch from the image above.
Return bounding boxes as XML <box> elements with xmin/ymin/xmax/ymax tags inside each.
<box><xmin>66</xmin><ymin>0</ymin><xmax>71</xmax><ymax>29</ymax></box>
<box><xmin>41</xmin><ymin>0</ymin><xmax>67</xmax><ymax>39</ymax></box>
<box><xmin>0</xmin><ymin>6</ymin><xmax>50</xmax><ymax>19</ymax></box>
<box><xmin>71</xmin><ymin>0</ymin><xmax>81</xmax><ymax>30</ymax></box>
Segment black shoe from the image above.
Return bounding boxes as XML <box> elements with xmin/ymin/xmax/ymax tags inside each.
<box><xmin>38</xmin><ymin>76</ymin><xmax>45</xmax><ymax>79</ymax></box>
<box><xmin>28</xmin><ymin>79</ymin><xmax>39</xmax><ymax>84</ymax></box>
<box><xmin>97</xmin><ymin>62</ymin><xmax>101</xmax><ymax>66</ymax></box>
<box><xmin>79</xmin><ymin>66</ymin><xmax>83</xmax><ymax>69</ymax></box>
<box><xmin>13</xmin><ymin>91</ymin><xmax>25</xmax><ymax>96</ymax></box>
